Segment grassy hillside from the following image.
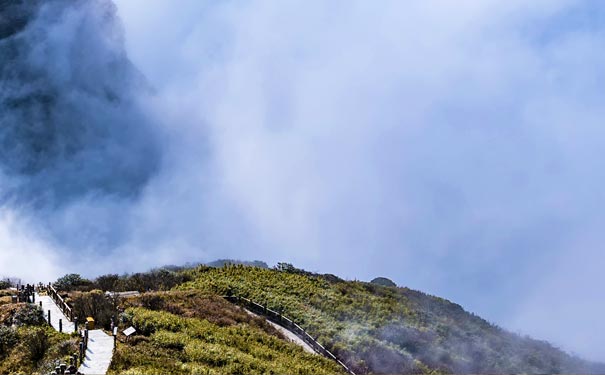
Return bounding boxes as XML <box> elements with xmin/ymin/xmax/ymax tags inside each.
<box><xmin>108</xmin><ymin>292</ymin><xmax>345</xmax><ymax>375</ymax></box>
<box><xmin>174</xmin><ymin>264</ymin><xmax>602</xmax><ymax>374</ymax></box>
<box><xmin>47</xmin><ymin>263</ymin><xmax>604</xmax><ymax>374</ymax></box>
<box><xmin>0</xmin><ymin>302</ymin><xmax>78</xmax><ymax>375</ymax></box>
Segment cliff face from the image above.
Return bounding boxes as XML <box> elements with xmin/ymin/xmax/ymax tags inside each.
<box><xmin>0</xmin><ymin>0</ymin><xmax>160</xmax><ymax>208</ymax></box>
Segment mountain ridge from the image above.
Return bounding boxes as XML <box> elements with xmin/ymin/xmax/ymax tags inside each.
<box><xmin>176</xmin><ymin>263</ymin><xmax>605</xmax><ymax>374</ymax></box>
<box><xmin>4</xmin><ymin>260</ymin><xmax>600</xmax><ymax>375</ymax></box>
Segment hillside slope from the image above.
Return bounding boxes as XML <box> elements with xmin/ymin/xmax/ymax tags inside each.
<box><xmin>45</xmin><ymin>263</ymin><xmax>605</xmax><ymax>374</ymax></box>
<box><xmin>106</xmin><ymin>291</ymin><xmax>345</xmax><ymax>375</ymax></box>
<box><xmin>0</xmin><ymin>302</ymin><xmax>78</xmax><ymax>375</ymax></box>
<box><xmin>174</xmin><ymin>264</ymin><xmax>603</xmax><ymax>374</ymax></box>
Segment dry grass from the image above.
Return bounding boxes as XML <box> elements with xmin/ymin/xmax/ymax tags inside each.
<box><xmin>122</xmin><ymin>291</ymin><xmax>285</xmax><ymax>339</ymax></box>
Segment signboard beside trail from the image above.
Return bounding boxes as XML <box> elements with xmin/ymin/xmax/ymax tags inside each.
<box><xmin>123</xmin><ymin>327</ymin><xmax>136</xmax><ymax>337</ymax></box>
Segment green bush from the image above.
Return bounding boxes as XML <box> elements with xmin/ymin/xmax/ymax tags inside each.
<box><xmin>54</xmin><ymin>274</ymin><xmax>92</xmax><ymax>292</ymax></box>
<box><xmin>0</xmin><ymin>309</ymin><xmax>77</xmax><ymax>374</ymax></box>
<box><xmin>12</xmin><ymin>304</ymin><xmax>45</xmax><ymax>326</ymax></box>
<box><xmin>21</xmin><ymin>327</ymin><xmax>49</xmax><ymax>362</ymax></box>
<box><xmin>370</xmin><ymin>277</ymin><xmax>397</xmax><ymax>287</ymax></box>
<box><xmin>110</xmin><ymin>307</ymin><xmax>345</xmax><ymax>375</ymax></box>
<box><xmin>96</xmin><ymin>269</ymin><xmax>191</xmax><ymax>293</ymax></box>
<box><xmin>123</xmin><ymin>307</ymin><xmax>187</xmax><ymax>335</ymax></box>
<box><xmin>95</xmin><ymin>274</ymin><xmax>120</xmax><ymax>291</ymax></box>
<box><xmin>70</xmin><ymin>290</ymin><xmax>119</xmax><ymax>329</ymax></box>
<box><xmin>0</xmin><ymin>327</ymin><xmax>16</xmax><ymax>358</ymax></box>
<box><xmin>151</xmin><ymin>331</ymin><xmax>189</xmax><ymax>350</ymax></box>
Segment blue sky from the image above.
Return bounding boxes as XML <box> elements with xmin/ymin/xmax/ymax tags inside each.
<box><xmin>1</xmin><ymin>0</ymin><xmax>604</xmax><ymax>362</ymax></box>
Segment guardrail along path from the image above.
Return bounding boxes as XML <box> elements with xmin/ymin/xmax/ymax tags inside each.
<box><xmin>223</xmin><ymin>295</ymin><xmax>356</xmax><ymax>375</ymax></box>
<box><xmin>34</xmin><ymin>290</ymin><xmax>114</xmax><ymax>375</ymax></box>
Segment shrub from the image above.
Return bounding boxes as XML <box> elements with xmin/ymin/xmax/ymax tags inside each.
<box><xmin>274</xmin><ymin>262</ymin><xmax>307</xmax><ymax>275</ymax></box>
<box><xmin>140</xmin><ymin>294</ymin><xmax>165</xmax><ymax>311</ymax></box>
<box><xmin>12</xmin><ymin>305</ymin><xmax>45</xmax><ymax>327</ymax></box>
<box><xmin>0</xmin><ymin>304</ymin><xmax>45</xmax><ymax>327</ymax></box>
<box><xmin>152</xmin><ymin>330</ymin><xmax>189</xmax><ymax>350</ymax></box>
<box><xmin>54</xmin><ymin>274</ymin><xmax>92</xmax><ymax>292</ymax></box>
<box><xmin>21</xmin><ymin>327</ymin><xmax>49</xmax><ymax>362</ymax></box>
<box><xmin>370</xmin><ymin>277</ymin><xmax>397</xmax><ymax>287</ymax></box>
<box><xmin>0</xmin><ymin>326</ymin><xmax>16</xmax><ymax>358</ymax></box>
<box><xmin>70</xmin><ymin>290</ymin><xmax>119</xmax><ymax>329</ymax></box>
<box><xmin>94</xmin><ymin>274</ymin><xmax>120</xmax><ymax>291</ymax></box>
<box><xmin>124</xmin><ymin>308</ymin><xmax>185</xmax><ymax>335</ymax></box>
<box><xmin>112</xmin><ymin>269</ymin><xmax>191</xmax><ymax>293</ymax></box>
<box><xmin>110</xmin><ymin>306</ymin><xmax>344</xmax><ymax>375</ymax></box>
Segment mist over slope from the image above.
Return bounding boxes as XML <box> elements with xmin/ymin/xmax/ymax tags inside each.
<box><xmin>177</xmin><ymin>264</ymin><xmax>605</xmax><ymax>375</ymax></box>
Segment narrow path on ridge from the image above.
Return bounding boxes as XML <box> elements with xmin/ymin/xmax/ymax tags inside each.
<box><xmin>78</xmin><ymin>330</ymin><xmax>114</xmax><ymax>375</ymax></box>
<box><xmin>224</xmin><ymin>296</ymin><xmax>356</xmax><ymax>375</ymax></box>
<box><xmin>242</xmin><ymin>308</ymin><xmax>317</xmax><ymax>354</ymax></box>
<box><xmin>34</xmin><ymin>292</ymin><xmax>114</xmax><ymax>375</ymax></box>
<box><xmin>36</xmin><ymin>293</ymin><xmax>75</xmax><ymax>333</ymax></box>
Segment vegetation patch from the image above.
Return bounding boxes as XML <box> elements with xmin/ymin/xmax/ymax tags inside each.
<box><xmin>123</xmin><ymin>291</ymin><xmax>283</xmax><ymax>336</ymax></box>
<box><xmin>49</xmin><ymin>262</ymin><xmax>605</xmax><ymax>375</ymax></box>
<box><xmin>109</xmin><ymin>307</ymin><xmax>345</xmax><ymax>375</ymax></box>
<box><xmin>0</xmin><ymin>304</ymin><xmax>78</xmax><ymax>375</ymax></box>
<box><xmin>177</xmin><ymin>264</ymin><xmax>600</xmax><ymax>374</ymax></box>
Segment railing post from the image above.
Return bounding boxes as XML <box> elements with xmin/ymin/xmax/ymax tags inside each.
<box><xmin>48</xmin><ymin>310</ymin><xmax>51</xmax><ymax>325</ymax></box>
<box><xmin>221</xmin><ymin>295</ymin><xmax>355</xmax><ymax>375</ymax></box>
<box><xmin>59</xmin><ymin>319</ymin><xmax>63</xmax><ymax>333</ymax></box>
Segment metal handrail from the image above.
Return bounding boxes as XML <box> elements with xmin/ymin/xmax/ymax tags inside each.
<box><xmin>223</xmin><ymin>295</ymin><xmax>356</xmax><ymax>375</ymax></box>
<box><xmin>48</xmin><ymin>284</ymin><xmax>74</xmax><ymax>321</ymax></box>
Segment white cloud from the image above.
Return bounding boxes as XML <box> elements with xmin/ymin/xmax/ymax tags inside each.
<box><xmin>0</xmin><ymin>211</ymin><xmax>62</xmax><ymax>283</ymax></box>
